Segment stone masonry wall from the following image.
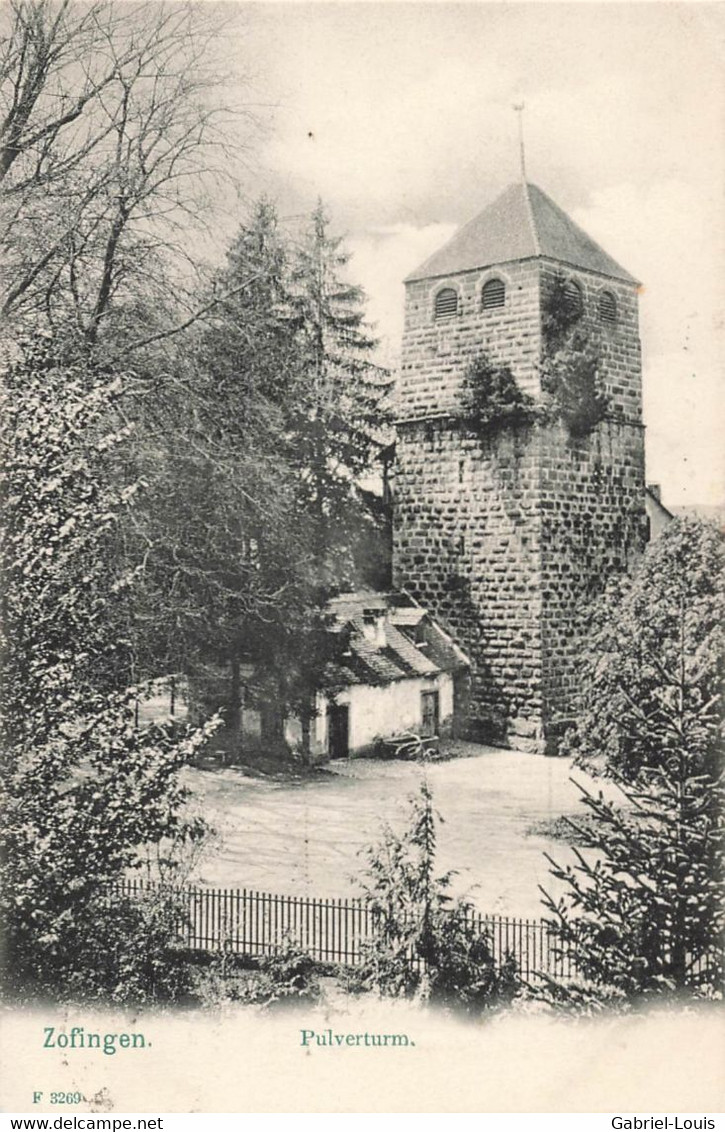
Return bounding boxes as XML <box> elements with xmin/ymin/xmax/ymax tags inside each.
<box><xmin>538</xmin><ymin>419</ymin><xmax>647</xmax><ymax>746</ymax></box>
<box><xmin>539</xmin><ymin>259</ymin><xmax>642</xmax><ymax>419</ymax></box>
<box><xmin>400</xmin><ymin>259</ymin><xmax>543</xmax><ymax>416</ymax></box>
<box><xmin>536</xmin><ymin>263</ymin><xmax>646</xmax><ymax>742</ymax></box>
<box><xmin>393</xmin><ymin>256</ymin><xmax>645</xmax><ymax>752</ymax></box>
<box><xmin>393</xmin><ymin>421</ymin><xmax>545</xmax><ymax>750</ymax></box>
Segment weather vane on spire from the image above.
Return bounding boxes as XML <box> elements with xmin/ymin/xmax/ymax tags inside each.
<box><xmin>513</xmin><ymin>101</ymin><xmax>527</xmax><ymax>182</ymax></box>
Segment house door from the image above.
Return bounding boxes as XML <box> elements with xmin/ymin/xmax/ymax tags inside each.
<box><xmin>421</xmin><ymin>690</ymin><xmax>439</xmax><ymax>738</ymax></box>
<box><xmin>328</xmin><ymin>704</ymin><xmax>350</xmax><ymax>759</ymax></box>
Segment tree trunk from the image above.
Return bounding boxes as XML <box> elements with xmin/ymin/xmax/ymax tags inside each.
<box><xmin>301</xmin><ymin>710</ymin><xmax>312</xmax><ymax>762</ymax></box>
<box><xmin>228</xmin><ymin>655</ymin><xmax>241</xmax><ymax>754</ymax></box>
<box><xmin>260</xmin><ymin>690</ymin><xmax>286</xmax><ymax>755</ymax></box>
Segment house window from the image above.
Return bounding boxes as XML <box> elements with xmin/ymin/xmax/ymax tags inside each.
<box><xmin>563</xmin><ymin>279</ymin><xmax>583</xmax><ymax>316</ymax></box>
<box><xmin>599</xmin><ymin>290</ymin><xmax>617</xmax><ymax>323</ymax></box>
<box><xmin>482</xmin><ymin>277</ymin><xmax>506</xmax><ymax>310</ymax></box>
<box><xmin>434</xmin><ymin>287</ymin><xmax>458</xmax><ymax>320</ymax></box>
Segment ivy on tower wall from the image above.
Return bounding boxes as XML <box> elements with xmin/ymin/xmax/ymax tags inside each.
<box><xmin>540</xmin><ymin>272</ymin><xmax>610</xmax><ymax>437</ymax></box>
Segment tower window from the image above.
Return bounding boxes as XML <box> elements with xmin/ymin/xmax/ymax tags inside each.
<box><xmin>563</xmin><ymin>280</ymin><xmax>582</xmax><ymax>316</ymax></box>
<box><xmin>482</xmin><ymin>278</ymin><xmax>506</xmax><ymax>310</ymax></box>
<box><xmin>599</xmin><ymin>290</ymin><xmax>617</xmax><ymax>323</ymax></box>
<box><xmin>434</xmin><ymin>287</ymin><xmax>458</xmax><ymax>319</ymax></box>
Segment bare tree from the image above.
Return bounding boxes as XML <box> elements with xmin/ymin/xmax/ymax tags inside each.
<box><xmin>0</xmin><ymin>0</ymin><xmax>254</xmax><ymax>348</ymax></box>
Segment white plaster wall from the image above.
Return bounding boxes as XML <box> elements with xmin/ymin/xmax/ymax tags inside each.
<box><xmin>645</xmin><ymin>493</ymin><xmax>673</xmax><ymax>541</ymax></box>
<box><xmin>313</xmin><ymin>691</ymin><xmax>328</xmax><ymax>751</ymax></box>
<box><xmin>244</xmin><ymin>708</ymin><xmax>262</xmax><ymax>739</ymax></box>
<box><xmin>136</xmin><ymin>675</ymin><xmax>189</xmax><ymax>726</ymax></box>
<box><xmin>439</xmin><ymin>671</ymin><xmax>454</xmax><ymax>724</ymax></box>
<box><xmin>310</xmin><ymin>673</ymin><xmax>454</xmax><ymax>757</ymax></box>
<box><xmin>284</xmin><ymin>714</ymin><xmax>303</xmax><ymax>749</ymax></box>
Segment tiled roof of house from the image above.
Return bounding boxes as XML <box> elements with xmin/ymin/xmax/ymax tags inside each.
<box><xmin>423</xmin><ymin>621</ymin><xmax>470</xmax><ymax>675</ymax></box>
<box><xmin>323</xmin><ymin>591</ymin><xmax>469</xmax><ymax>687</ymax></box>
<box><xmin>405</xmin><ymin>182</ymin><xmax>637</xmax><ymax>285</ymax></box>
<box><xmin>389</xmin><ymin>605</ymin><xmax>426</xmax><ymax>627</ymax></box>
<box><xmin>326</xmin><ymin>591</ymin><xmax>389</xmax><ymax>620</ymax></box>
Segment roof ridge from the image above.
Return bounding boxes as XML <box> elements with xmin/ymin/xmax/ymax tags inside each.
<box><xmin>406</xmin><ymin>207</ymin><xmax>493</xmax><ymax>281</ymax></box>
<box><xmin>527</xmin><ymin>183</ymin><xmax>639</xmax><ymax>284</ymax></box>
<box><xmin>404</xmin><ymin>180</ymin><xmax>637</xmax><ymax>285</ymax></box>
<box><xmin>523</xmin><ymin>181</ymin><xmax>541</xmax><ymax>256</ymax></box>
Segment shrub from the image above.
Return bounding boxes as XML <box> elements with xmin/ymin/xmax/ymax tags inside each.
<box><xmin>540</xmin><ymin>340</ymin><xmax>609</xmax><ymax>437</ymax></box>
<box><xmin>1</xmin><ymin>878</ymin><xmax>197</xmax><ymax>1007</ymax></box>
<box><xmin>351</xmin><ymin>782</ymin><xmax>519</xmax><ymax>1013</ymax></box>
<box><xmin>71</xmin><ymin>885</ymin><xmax>195</xmax><ymax>1006</ymax></box>
<box><xmin>459</xmin><ymin>354</ymin><xmax>538</xmax><ymax>433</ymax></box>
<box><xmin>0</xmin><ymin>341</ymin><xmax>213</xmax><ymax>1005</ymax></box>
<box><xmin>194</xmin><ymin>937</ymin><xmax>321</xmax><ymax>1009</ymax></box>
<box><xmin>540</xmin><ymin>272</ymin><xmax>609</xmax><ymax>435</ymax></box>
<box><xmin>252</xmin><ymin>940</ymin><xmax>321</xmax><ymax>1007</ymax></box>
<box><xmin>542</xmin><ymin>273</ymin><xmax>585</xmax><ymax>349</ymax></box>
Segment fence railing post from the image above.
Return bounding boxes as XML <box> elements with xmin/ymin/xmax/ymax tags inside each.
<box><xmin>104</xmin><ymin>880</ymin><xmax>722</xmax><ymax>987</ymax></box>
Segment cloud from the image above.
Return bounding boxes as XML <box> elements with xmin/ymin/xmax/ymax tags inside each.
<box><xmin>644</xmin><ymin>351</ymin><xmax>725</xmax><ymax>507</ymax></box>
<box><xmin>570</xmin><ymin>179</ymin><xmax>723</xmax><ymax>356</ymax></box>
<box><xmin>346</xmin><ymin>191</ymin><xmax>724</xmax><ymax>506</ymax></box>
<box><xmin>236</xmin><ymin>3</ymin><xmax>724</xmax><ymax>504</ymax></box>
<box><xmin>572</xmin><ymin>179</ymin><xmax>724</xmax><ymax>505</ymax></box>
<box><xmin>347</xmin><ymin>222</ymin><xmax>456</xmax><ymax>366</ymax></box>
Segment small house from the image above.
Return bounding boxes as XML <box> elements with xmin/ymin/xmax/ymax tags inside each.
<box><xmin>645</xmin><ymin>484</ymin><xmax>674</xmax><ymax>541</ymax></box>
<box><xmin>282</xmin><ymin>591</ymin><xmax>470</xmax><ymax>761</ymax></box>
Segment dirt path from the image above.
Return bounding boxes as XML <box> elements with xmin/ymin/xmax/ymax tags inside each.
<box><xmin>182</xmin><ymin>744</ymin><xmax>588</xmax><ymax>917</ymax></box>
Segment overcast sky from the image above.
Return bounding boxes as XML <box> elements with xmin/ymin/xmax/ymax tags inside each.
<box><xmin>221</xmin><ymin>2</ymin><xmax>724</xmax><ymax>508</ymax></box>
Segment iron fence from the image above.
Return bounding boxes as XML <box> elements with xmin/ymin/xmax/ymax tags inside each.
<box><xmin>113</xmin><ymin>880</ymin><xmax>723</xmax><ymax>986</ymax></box>
<box><xmin>113</xmin><ymin>878</ymin><xmax>583</xmax><ymax>982</ymax></box>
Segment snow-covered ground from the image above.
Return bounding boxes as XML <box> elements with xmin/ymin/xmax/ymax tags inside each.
<box><xmin>184</xmin><ymin>745</ymin><xmax>590</xmax><ymax>918</ymax></box>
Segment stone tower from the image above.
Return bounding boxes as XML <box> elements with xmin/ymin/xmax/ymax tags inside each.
<box><xmin>392</xmin><ymin>182</ymin><xmax>647</xmax><ymax>753</ymax></box>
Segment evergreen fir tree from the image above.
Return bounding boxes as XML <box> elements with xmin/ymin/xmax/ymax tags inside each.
<box><xmin>540</xmin><ymin>768</ymin><xmax>724</xmax><ymax>1005</ymax></box>
<box><xmin>129</xmin><ymin>198</ymin><xmax>325</xmax><ymax>752</ymax></box>
<box><xmin>541</xmin><ymin>519</ymin><xmax>725</xmax><ymax>1006</ymax></box>
<box><xmin>563</xmin><ymin>518</ymin><xmax>724</xmax><ymax>781</ymax></box>
<box><xmin>287</xmin><ymin>201</ymin><xmax>392</xmax><ymax>527</ymax></box>
<box><xmin>129</xmin><ymin>197</ymin><xmax>391</xmax><ymax>758</ymax></box>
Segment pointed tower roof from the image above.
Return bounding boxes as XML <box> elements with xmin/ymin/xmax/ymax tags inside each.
<box><xmin>405</xmin><ymin>182</ymin><xmax>638</xmax><ymax>285</ymax></box>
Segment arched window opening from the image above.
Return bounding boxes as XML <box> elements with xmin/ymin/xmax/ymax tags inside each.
<box><xmin>434</xmin><ymin>287</ymin><xmax>458</xmax><ymax>319</ymax></box>
<box><xmin>563</xmin><ymin>279</ymin><xmax>582</xmax><ymax>316</ymax></box>
<box><xmin>482</xmin><ymin>277</ymin><xmax>506</xmax><ymax>310</ymax></box>
<box><xmin>599</xmin><ymin>290</ymin><xmax>617</xmax><ymax>323</ymax></box>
